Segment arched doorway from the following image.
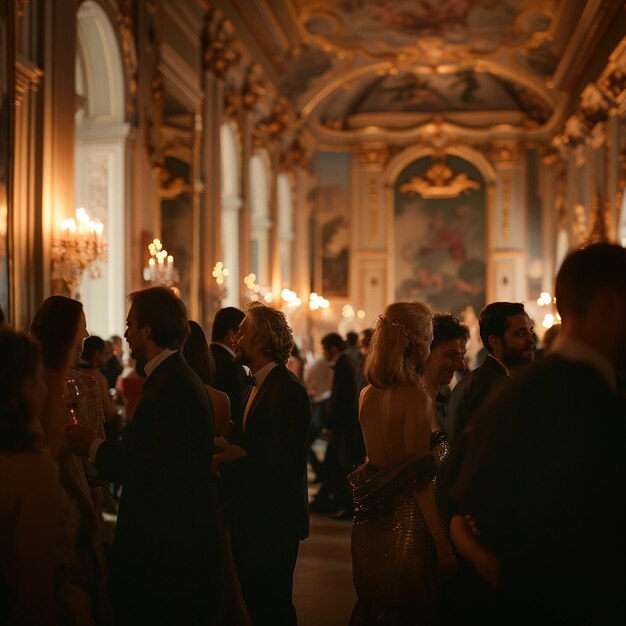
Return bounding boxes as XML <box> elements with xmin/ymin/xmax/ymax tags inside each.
<box><xmin>75</xmin><ymin>0</ymin><xmax>129</xmax><ymax>338</ymax></box>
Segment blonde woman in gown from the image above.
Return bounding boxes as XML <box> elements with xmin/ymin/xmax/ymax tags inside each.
<box><xmin>349</xmin><ymin>302</ymin><xmax>457</xmax><ymax>626</ymax></box>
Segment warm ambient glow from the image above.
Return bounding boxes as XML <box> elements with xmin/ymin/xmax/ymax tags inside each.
<box><xmin>52</xmin><ymin>207</ymin><xmax>107</xmax><ymax>297</ymax></box>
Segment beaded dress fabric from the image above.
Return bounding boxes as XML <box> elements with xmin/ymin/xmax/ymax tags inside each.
<box><xmin>348</xmin><ymin>432</ymin><xmax>450</xmax><ymax>625</ymax></box>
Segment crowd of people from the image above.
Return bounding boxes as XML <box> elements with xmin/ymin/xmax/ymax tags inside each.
<box><xmin>0</xmin><ymin>242</ymin><xmax>625</xmax><ymax>625</ymax></box>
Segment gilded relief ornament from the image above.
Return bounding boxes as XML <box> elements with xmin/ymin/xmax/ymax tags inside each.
<box><xmin>399</xmin><ymin>159</ymin><xmax>480</xmax><ymax>199</ymax></box>
<box><xmin>255</xmin><ymin>99</ymin><xmax>291</xmax><ymax>143</ymax></box>
<box><xmin>583</xmin><ymin>194</ymin><xmax>610</xmax><ymax>246</ymax></box>
<box><xmin>116</xmin><ymin>0</ymin><xmax>138</xmax><ymax>95</ymax></box>
<box><xmin>203</xmin><ymin>8</ymin><xmax>240</xmax><ymax>77</ymax></box>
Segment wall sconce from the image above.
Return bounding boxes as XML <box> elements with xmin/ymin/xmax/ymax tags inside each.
<box><xmin>143</xmin><ymin>238</ymin><xmax>179</xmax><ymax>287</ymax></box>
<box><xmin>52</xmin><ymin>207</ymin><xmax>107</xmax><ymax>299</ymax></box>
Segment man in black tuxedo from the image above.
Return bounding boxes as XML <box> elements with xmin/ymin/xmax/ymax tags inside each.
<box><xmin>446</xmin><ymin>243</ymin><xmax>626</xmax><ymax>624</ymax></box>
<box><xmin>66</xmin><ymin>287</ymin><xmax>223</xmax><ymax>626</ymax></box>
<box><xmin>210</xmin><ymin>306</ymin><xmax>248</xmax><ymax>428</ymax></box>
<box><xmin>220</xmin><ymin>302</ymin><xmax>311</xmax><ymax>626</ymax></box>
<box><xmin>447</xmin><ymin>301</ymin><xmax>535</xmax><ymax>444</ymax></box>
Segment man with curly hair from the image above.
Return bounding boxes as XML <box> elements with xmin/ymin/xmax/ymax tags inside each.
<box><xmin>220</xmin><ymin>302</ymin><xmax>311</xmax><ymax>626</ymax></box>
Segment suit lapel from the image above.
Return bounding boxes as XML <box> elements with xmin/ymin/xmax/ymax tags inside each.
<box><xmin>244</xmin><ymin>364</ymin><xmax>283</xmax><ymax>431</ymax></box>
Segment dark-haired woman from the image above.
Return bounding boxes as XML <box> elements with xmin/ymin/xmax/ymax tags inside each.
<box><xmin>183</xmin><ymin>320</ymin><xmax>231</xmax><ymax>439</ymax></box>
<box><xmin>0</xmin><ymin>328</ymin><xmax>61</xmax><ymax>625</ymax></box>
<box><xmin>31</xmin><ymin>295</ymin><xmax>111</xmax><ymax>625</ymax></box>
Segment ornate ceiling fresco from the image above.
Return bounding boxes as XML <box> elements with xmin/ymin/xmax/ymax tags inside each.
<box><xmin>218</xmin><ymin>0</ymin><xmax>626</xmax><ymax>146</ymax></box>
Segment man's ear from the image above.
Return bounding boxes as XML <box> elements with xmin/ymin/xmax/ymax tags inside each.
<box><xmin>487</xmin><ymin>334</ymin><xmax>501</xmax><ymax>353</ymax></box>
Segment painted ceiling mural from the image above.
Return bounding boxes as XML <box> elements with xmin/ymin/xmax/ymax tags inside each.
<box><xmin>226</xmin><ymin>0</ymin><xmax>613</xmax><ymax>142</ymax></box>
<box><xmin>316</xmin><ymin>69</ymin><xmax>553</xmax><ymax>127</ymax></box>
<box><xmin>296</xmin><ymin>0</ymin><xmax>557</xmax><ymax>56</ymax></box>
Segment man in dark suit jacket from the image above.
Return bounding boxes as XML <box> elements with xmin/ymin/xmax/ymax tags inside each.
<box><xmin>447</xmin><ymin>301</ymin><xmax>535</xmax><ymax>444</ymax></box>
<box><xmin>219</xmin><ymin>302</ymin><xmax>311</xmax><ymax>626</ymax></box>
<box><xmin>446</xmin><ymin>243</ymin><xmax>626</xmax><ymax>625</ymax></box>
<box><xmin>210</xmin><ymin>306</ymin><xmax>249</xmax><ymax>428</ymax></box>
<box><xmin>67</xmin><ymin>287</ymin><xmax>223</xmax><ymax>626</ymax></box>
<box><xmin>314</xmin><ymin>332</ymin><xmax>364</xmax><ymax>519</ymax></box>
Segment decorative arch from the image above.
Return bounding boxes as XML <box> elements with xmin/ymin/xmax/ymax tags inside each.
<box><xmin>75</xmin><ymin>0</ymin><xmax>130</xmax><ymax>339</ymax></box>
<box><xmin>220</xmin><ymin>122</ymin><xmax>241</xmax><ymax>306</ymax></box>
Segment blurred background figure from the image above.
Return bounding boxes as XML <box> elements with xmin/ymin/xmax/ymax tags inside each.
<box><xmin>100</xmin><ymin>335</ymin><xmax>124</xmax><ymax>392</ymax></box>
<box><xmin>303</xmin><ymin>348</ymin><xmax>334</xmax><ymax>485</ymax></box>
<box><xmin>287</xmin><ymin>343</ymin><xmax>306</xmax><ymax>383</ymax></box>
<box><xmin>423</xmin><ymin>314</ymin><xmax>469</xmax><ymax>432</ymax></box>
<box><xmin>183</xmin><ymin>320</ymin><xmax>231</xmax><ymax>439</ymax></box>
<box><xmin>0</xmin><ymin>328</ymin><xmax>61</xmax><ymax>626</ymax></box>
<box><xmin>345</xmin><ymin>330</ymin><xmax>361</xmax><ymax>365</ymax></box>
<box><xmin>210</xmin><ymin>307</ymin><xmax>249</xmax><ymax>427</ymax></box>
<box><xmin>78</xmin><ymin>336</ymin><xmax>118</xmax><ymax>424</ymax></box>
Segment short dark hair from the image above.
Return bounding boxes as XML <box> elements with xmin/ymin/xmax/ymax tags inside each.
<box><xmin>321</xmin><ymin>332</ymin><xmax>345</xmax><ymax>351</ymax></box>
<box><xmin>129</xmin><ymin>287</ymin><xmax>189</xmax><ymax>350</ymax></box>
<box><xmin>183</xmin><ymin>320</ymin><xmax>216</xmax><ymax>385</ymax></box>
<box><xmin>360</xmin><ymin>328</ymin><xmax>374</xmax><ymax>349</ymax></box>
<box><xmin>556</xmin><ymin>243</ymin><xmax>626</xmax><ymax>319</ymax></box>
<box><xmin>81</xmin><ymin>335</ymin><xmax>106</xmax><ymax>360</ymax></box>
<box><xmin>431</xmin><ymin>313</ymin><xmax>470</xmax><ymax>349</ymax></box>
<box><xmin>478</xmin><ymin>302</ymin><xmax>527</xmax><ymax>354</ymax></box>
<box><xmin>0</xmin><ymin>328</ymin><xmax>42</xmax><ymax>451</ymax></box>
<box><xmin>211</xmin><ymin>307</ymin><xmax>245</xmax><ymax>342</ymax></box>
<box><xmin>30</xmin><ymin>296</ymin><xmax>84</xmax><ymax>369</ymax></box>
<box><xmin>346</xmin><ymin>331</ymin><xmax>358</xmax><ymax>347</ymax></box>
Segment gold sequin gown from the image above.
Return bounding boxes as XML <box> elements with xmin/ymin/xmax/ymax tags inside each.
<box><xmin>349</xmin><ymin>432</ymin><xmax>450</xmax><ymax>625</ymax></box>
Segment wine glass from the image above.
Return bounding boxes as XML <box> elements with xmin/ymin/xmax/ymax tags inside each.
<box><xmin>65</xmin><ymin>376</ymin><xmax>80</xmax><ymax>425</ymax></box>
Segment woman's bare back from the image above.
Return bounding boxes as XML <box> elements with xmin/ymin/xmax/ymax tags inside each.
<box><xmin>359</xmin><ymin>383</ymin><xmax>435</xmax><ymax>468</ymax></box>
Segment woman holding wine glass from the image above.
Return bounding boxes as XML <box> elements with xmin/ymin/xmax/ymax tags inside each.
<box><xmin>30</xmin><ymin>295</ymin><xmax>112</xmax><ymax>626</ymax></box>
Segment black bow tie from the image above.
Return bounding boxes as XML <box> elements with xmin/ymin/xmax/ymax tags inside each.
<box><xmin>246</xmin><ymin>374</ymin><xmax>257</xmax><ymax>387</ymax></box>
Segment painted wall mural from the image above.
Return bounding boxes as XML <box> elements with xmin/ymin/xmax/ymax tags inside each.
<box><xmin>312</xmin><ymin>152</ymin><xmax>351</xmax><ymax>297</ymax></box>
<box><xmin>394</xmin><ymin>155</ymin><xmax>486</xmax><ymax>315</ymax></box>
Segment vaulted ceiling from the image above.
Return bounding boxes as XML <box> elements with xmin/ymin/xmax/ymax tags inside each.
<box><xmin>218</xmin><ymin>0</ymin><xmax>626</xmax><ymax>147</ymax></box>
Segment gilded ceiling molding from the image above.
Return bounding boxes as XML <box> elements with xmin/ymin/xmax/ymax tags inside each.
<box><xmin>115</xmin><ymin>0</ymin><xmax>138</xmax><ymax>96</ymax></box>
<box><xmin>254</xmin><ymin>98</ymin><xmax>291</xmax><ymax>147</ymax></box>
<box><xmin>280</xmin><ymin>135</ymin><xmax>309</xmax><ymax>171</ymax></box>
<box><xmin>202</xmin><ymin>8</ymin><xmax>241</xmax><ymax>78</ymax></box>
<box><xmin>598</xmin><ymin>37</ymin><xmax>626</xmax><ymax>114</ymax></box>
<box><xmin>143</xmin><ymin>69</ymin><xmax>165</xmax><ymax>180</ymax></box>
<box><xmin>553</xmin><ymin>83</ymin><xmax>612</xmax><ymax>151</ymax></box>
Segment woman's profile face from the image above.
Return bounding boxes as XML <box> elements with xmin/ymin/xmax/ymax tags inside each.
<box><xmin>71</xmin><ymin>309</ymin><xmax>89</xmax><ymax>366</ymax></box>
